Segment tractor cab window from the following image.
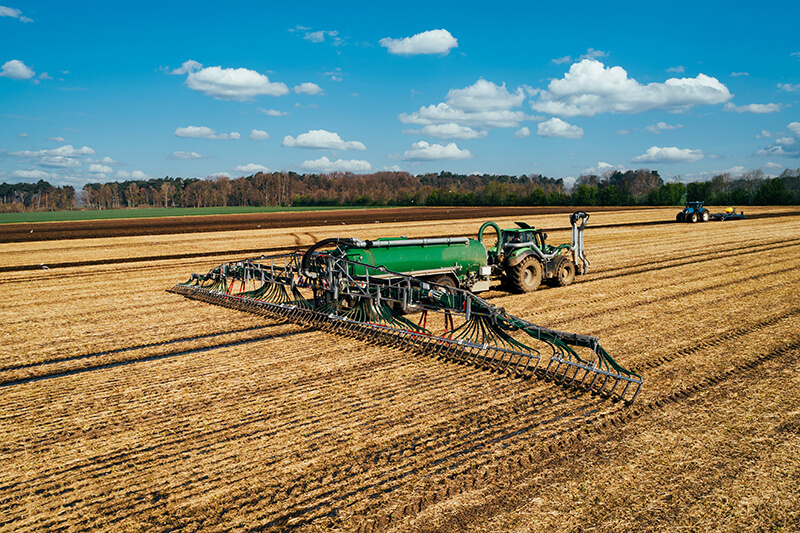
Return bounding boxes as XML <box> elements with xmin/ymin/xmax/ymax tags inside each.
<box><xmin>503</xmin><ymin>232</ymin><xmax>530</xmax><ymax>245</ymax></box>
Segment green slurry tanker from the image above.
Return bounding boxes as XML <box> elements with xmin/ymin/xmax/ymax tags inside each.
<box><xmin>301</xmin><ymin>211</ymin><xmax>591</xmax><ymax>294</ymax></box>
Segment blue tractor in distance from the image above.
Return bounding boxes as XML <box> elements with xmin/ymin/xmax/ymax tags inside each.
<box><xmin>676</xmin><ymin>201</ymin><xmax>710</xmax><ymax>223</ymax></box>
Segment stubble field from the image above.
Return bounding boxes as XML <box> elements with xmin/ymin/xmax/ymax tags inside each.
<box><xmin>1</xmin><ymin>206</ymin><xmax>799</xmax><ymax>532</ymax></box>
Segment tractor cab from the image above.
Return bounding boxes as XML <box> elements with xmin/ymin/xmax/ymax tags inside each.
<box><xmin>500</xmin><ymin>222</ymin><xmax>550</xmax><ymax>253</ymax></box>
<box><xmin>485</xmin><ymin>223</ymin><xmax>550</xmax><ymax>267</ymax></box>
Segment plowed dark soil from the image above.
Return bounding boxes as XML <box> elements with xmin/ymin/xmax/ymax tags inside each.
<box><xmin>0</xmin><ymin>206</ymin><xmax>631</xmax><ymax>242</ymax></box>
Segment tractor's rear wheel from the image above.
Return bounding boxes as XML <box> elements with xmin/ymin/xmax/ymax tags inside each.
<box><xmin>701</xmin><ymin>210</ymin><xmax>710</xmax><ymax>222</ymax></box>
<box><xmin>510</xmin><ymin>256</ymin><xmax>542</xmax><ymax>293</ymax></box>
<box><xmin>553</xmin><ymin>257</ymin><xmax>576</xmax><ymax>287</ymax></box>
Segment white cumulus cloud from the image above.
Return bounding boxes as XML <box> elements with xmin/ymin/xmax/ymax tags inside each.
<box><xmin>531</xmin><ymin>59</ymin><xmax>732</xmax><ymax>117</ymax></box>
<box><xmin>632</xmin><ymin>146</ymin><xmax>704</xmax><ymax>163</ymax></box>
<box><xmin>259</xmin><ymin>108</ymin><xmax>289</xmax><ymax>117</ymax></box>
<box><xmin>249</xmin><ymin>129</ymin><xmax>270</xmax><ymax>140</ymax></box>
<box><xmin>414</xmin><ymin>123</ymin><xmax>487</xmax><ymax>140</ymax></box>
<box><xmin>754</xmin><ymin>146</ymin><xmax>799</xmax><ymax>157</ymax></box>
<box><xmin>0</xmin><ymin>6</ymin><xmax>32</xmax><ymax>22</ymax></box>
<box><xmin>116</xmin><ymin>170</ymin><xmax>150</xmax><ymax>180</ymax></box>
<box><xmin>11</xmin><ymin>169</ymin><xmax>50</xmax><ymax>179</ymax></box>
<box><xmin>582</xmin><ymin>162</ymin><xmax>624</xmax><ymax>176</ymax></box>
<box><xmin>724</xmin><ymin>102</ymin><xmax>781</xmax><ymax>114</ymax></box>
<box><xmin>294</xmin><ymin>82</ymin><xmax>324</xmax><ymax>95</ymax></box>
<box><xmin>300</xmin><ymin>156</ymin><xmax>372</xmax><ymax>172</ymax></box>
<box><xmin>537</xmin><ymin>117</ymin><xmax>584</xmax><ymax>139</ymax></box>
<box><xmin>514</xmin><ymin>127</ymin><xmax>531</xmax><ymax>138</ymax></box>
<box><xmin>87</xmin><ymin>156</ymin><xmax>117</xmax><ymax>165</ymax></box>
<box><xmin>172</xmin><ymin>60</ymin><xmax>290</xmax><ymax>101</ymax></box>
<box><xmin>400</xmin><ymin>79</ymin><xmax>528</xmax><ymax>130</ymax></box>
<box><xmin>39</xmin><ymin>156</ymin><xmax>81</xmax><ymax>168</ymax></box>
<box><xmin>174</xmin><ymin>126</ymin><xmax>241</xmax><ymax>140</ymax></box>
<box><xmin>446</xmin><ymin>79</ymin><xmax>526</xmax><ymax>112</ymax></box>
<box><xmin>646</xmin><ymin>121</ymin><xmax>683</xmax><ymax>133</ymax></box>
<box><xmin>380</xmin><ymin>29</ymin><xmax>457</xmax><ymax>56</ymax></box>
<box><xmin>88</xmin><ymin>164</ymin><xmax>113</xmax><ymax>173</ymax></box>
<box><xmin>11</xmin><ymin>145</ymin><xmax>96</xmax><ymax>158</ymax></box>
<box><xmin>282</xmin><ymin>129</ymin><xmax>366</xmax><ymax>150</ymax></box>
<box><xmin>401</xmin><ymin>141</ymin><xmax>473</xmax><ymax>161</ymax></box>
<box><xmin>0</xmin><ymin>59</ymin><xmax>35</xmax><ymax>80</ymax></box>
<box><xmin>754</xmin><ymin>122</ymin><xmax>800</xmax><ymax>157</ymax></box>
<box><xmin>778</xmin><ymin>83</ymin><xmax>800</xmax><ymax>93</ymax></box>
<box><xmin>170</xmin><ymin>60</ymin><xmax>202</xmax><ymax>75</ymax></box>
<box><xmin>296</xmin><ymin>29</ymin><xmax>343</xmax><ymax>46</ymax></box>
<box><xmin>234</xmin><ymin>163</ymin><xmax>270</xmax><ymax>174</ymax></box>
<box><xmin>169</xmin><ymin>151</ymin><xmax>204</xmax><ymax>160</ymax></box>
<box><xmin>10</xmin><ymin>144</ymin><xmax>96</xmax><ymax>170</ymax></box>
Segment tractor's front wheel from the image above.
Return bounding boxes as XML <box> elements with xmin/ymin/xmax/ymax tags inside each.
<box><xmin>553</xmin><ymin>257</ymin><xmax>576</xmax><ymax>287</ymax></box>
<box><xmin>676</xmin><ymin>213</ymin><xmax>685</xmax><ymax>222</ymax></box>
<box><xmin>510</xmin><ymin>256</ymin><xmax>542</xmax><ymax>293</ymax></box>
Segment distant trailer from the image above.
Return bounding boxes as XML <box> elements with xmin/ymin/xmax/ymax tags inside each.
<box><xmin>710</xmin><ymin>207</ymin><xmax>747</xmax><ymax>221</ymax></box>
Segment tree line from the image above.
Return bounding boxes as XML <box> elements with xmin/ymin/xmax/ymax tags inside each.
<box><xmin>0</xmin><ymin>180</ymin><xmax>75</xmax><ymax>212</ymax></box>
<box><xmin>2</xmin><ymin>168</ymin><xmax>799</xmax><ymax>213</ymax></box>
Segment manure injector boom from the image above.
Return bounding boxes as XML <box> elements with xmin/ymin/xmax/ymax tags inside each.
<box><xmin>169</xmin><ymin>224</ymin><xmax>642</xmax><ymax>403</ymax></box>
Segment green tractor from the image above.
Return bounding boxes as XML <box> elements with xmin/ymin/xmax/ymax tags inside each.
<box><xmin>479</xmin><ymin>211</ymin><xmax>590</xmax><ymax>293</ymax></box>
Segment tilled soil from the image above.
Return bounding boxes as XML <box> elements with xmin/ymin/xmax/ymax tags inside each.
<box><xmin>0</xmin><ymin>206</ymin><xmax>798</xmax><ymax>532</ymax></box>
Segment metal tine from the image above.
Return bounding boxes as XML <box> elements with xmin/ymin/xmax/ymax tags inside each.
<box><xmin>617</xmin><ymin>379</ymin><xmax>634</xmax><ymax>401</ymax></box>
<box><xmin>590</xmin><ymin>369</ymin><xmax>613</xmax><ymax>395</ymax></box>
<box><xmin>558</xmin><ymin>358</ymin><xmax>585</xmax><ymax>386</ymax></box>
<box><xmin>470</xmin><ymin>344</ymin><xmax>490</xmax><ymax>366</ymax></box>
<box><xmin>438</xmin><ymin>338</ymin><xmax>461</xmax><ymax>360</ymax></box>
<box><xmin>471</xmin><ymin>345</ymin><xmax>490</xmax><ymax>366</ymax></box>
<box><xmin>542</xmin><ymin>356</ymin><xmax>564</xmax><ymax>381</ymax></box>
<box><xmin>551</xmin><ymin>358</ymin><xmax>576</xmax><ymax>384</ymax></box>
<box><xmin>467</xmin><ymin>345</ymin><xmax>486</xmax><ymax>367</ymax></box>
<box><xmin>483</xmin><ymin>347</ymin><xmax>502</xmax><ymax>370</ymax></box>
<box><xmin>457</xmin><ymin>342</ymin><xmax>479</xmax><ymax>364</ymax></box>
<box><xmin>599</xmin><ymin>374</ymin><xmax>621</xmax><ymax>398</ymax></box>
<box><xmin>497</xmin><ymin>349</ymin><xmax>515</xmax><ymax>373</ymax></box>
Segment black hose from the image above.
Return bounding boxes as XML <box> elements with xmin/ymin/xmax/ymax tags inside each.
<box><xmin>300</xmin><ymin>237</ymin><xmax>361</xmax><ymax>278</ymax></box>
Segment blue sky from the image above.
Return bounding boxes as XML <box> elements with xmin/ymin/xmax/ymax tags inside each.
<box><xmin>1</xmin><ymin>1</ymin><xmax>799</xmax><ymax>190</ymax></box>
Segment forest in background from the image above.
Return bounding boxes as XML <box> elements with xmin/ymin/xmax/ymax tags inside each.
<box><xmin>2</xmin><ymin>168</ymin><xmax>799</xmax><ymax>213</ymax></box>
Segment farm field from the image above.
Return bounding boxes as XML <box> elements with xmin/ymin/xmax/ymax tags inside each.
<box><xmin>1</xmin><ymin>206</ymin><xmax>799</xmax><ymax>532</ymax></box>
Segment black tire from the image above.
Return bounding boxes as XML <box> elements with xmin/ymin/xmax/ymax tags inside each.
<box><xmin>509</xmin><ymin>256</ymin><xmax>542</xmax><ymax>293</ymax></box>
<box><xmin>552</xmin><ymin>257</ymin><xmax>576</xmax><ymax>287</ymax></box>
<box><xmin>676</xmin><ymin>213</ymin><xmax>685</xmax><ymax>222</ymax></box>
<box><xmin>688</xmin><ymin>212</ymin><xmax>698</xmax><ymax>223</ymax></box>
<box><xmin>701</xmin><ymin>210</ymin><xmax>710</xmax><ymax>222</ymax></box>
<box><xmin>430</xmin><ymin>274</ymin><xmax>457</xmax><ymax>289</ymax></box>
